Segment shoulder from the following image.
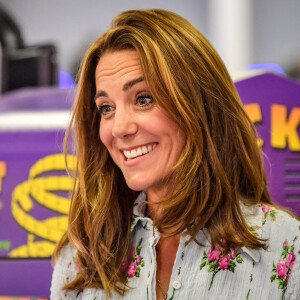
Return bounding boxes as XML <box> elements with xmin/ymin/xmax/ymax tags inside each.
<box><xmin>241</xmin><ymin>204</ymin><xmax>300</xmax><ymax>297</ymax></box>
<box><xmin>261</xmin><ymin>206</ymin><xmax>299</xmax><ymax>264</ymax></box>
<box><xmin>241</xmin><ymin>202</ymin><xmax>300</xmax><ymax>269</ymax></box>
<box><xmin>263</xmin><ymin>207</ymin><xmax>300</xmax><ymax>298</ymax></box>
<box><xmin>241</xmin><ymin>202</ymin><xmax>299</xmax><ymax>240</ymax></box>
<box><xmin>50</xmin><ymin>243</ymin><xmax>79</xmax><ymax>299</ymax></box>
<box><xmin>260</xmin><ymin>205</ymin><xmax>299</xmax><ymax>244</ymax></box>
<box><xmin>53</xmin><ymin>242</ymin><xmax>78</xmax><ymax>270</ymax></box>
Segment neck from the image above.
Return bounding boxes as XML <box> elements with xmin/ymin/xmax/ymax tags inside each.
<box><xmin>146</xmin><ymin>188</ymin><xmax>183</xmax><ymax>238</ymax></box>
<box><xmin>146</xmin><ymin>187</ymin><xmax>167</xmax><ymax>219</ymax></box>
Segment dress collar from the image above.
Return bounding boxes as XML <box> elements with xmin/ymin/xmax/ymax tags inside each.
<box><xmin>239</xmin><ymin>202</ymin><xmax>264</xmax><ymax>263</ymax></box>
<box><xmin>133</xmin><ymin>190</ymin><xmax>147</xmax><ymax>217</ymax></box>
<box><xmin>130</xmin><ymin>191</ymin><xmax>148</xmax><ymax>231</ymax></box>
<box><xmin>130</xmin><ymin>191</ymin><xmax>262</xmax><ymax>263</ymax></box>
<box><xmin>241</xmin><ymin>246</ymin><xmax>261</xmax><ymax>263</ymax></box>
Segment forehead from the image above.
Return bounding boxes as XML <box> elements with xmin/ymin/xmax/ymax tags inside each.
<box><xmin>95</xmin><ymin>49</ymin><xmax>143</xmax><ymax>84</ymax></box>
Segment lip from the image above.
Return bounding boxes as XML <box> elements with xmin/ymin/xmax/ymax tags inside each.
<box><xmin>122</xmin><ymin>142</ymin><xmax>158</xmax><ymax>167</ymax></box>
<box><xmin>120</xmin><ymin>142</ymin><xmax>157</xmax><ymax>152</ymax></box>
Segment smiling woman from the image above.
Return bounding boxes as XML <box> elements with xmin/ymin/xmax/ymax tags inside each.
<box><xmin>96</xmin><ymin>50</ymin><xmax>185</xmax><ymax>194</ymax></box>
<box><xmin>50</xmin><ymin>9</ymin><xmax>300</xmax><ymax>300</ymax></box>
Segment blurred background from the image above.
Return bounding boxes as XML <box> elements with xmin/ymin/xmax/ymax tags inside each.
<box><xmin>0</xmin><ymin>0</ymin><xmax>300</xmax><ymax>87</ymax></box>
<box><xmin>0</xmin><ymin>0</ymin><xmax>299</xmax><ymax>298</ymax></box>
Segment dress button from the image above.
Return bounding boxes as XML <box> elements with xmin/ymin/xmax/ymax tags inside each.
<box><xmin>172</xmin><ymin>280</ymin><xmax>181</xmax><ymax>289</ymax></box>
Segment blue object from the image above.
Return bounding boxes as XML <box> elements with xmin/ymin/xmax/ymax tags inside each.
<box><xmin>245</xmin><ymin>63</ymin><xmax>286</xmax><ymax>75</ymax></box>
<box><xmin>59</xmin><ymin>70</ymin><xmax>75</xmax><ymax>89</ymax></box>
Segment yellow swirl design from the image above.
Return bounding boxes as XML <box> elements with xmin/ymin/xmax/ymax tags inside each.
<box><xmin>9</xmin><ymin>154</ymin><xmax>77</xmax><ymax>258</ymax></box>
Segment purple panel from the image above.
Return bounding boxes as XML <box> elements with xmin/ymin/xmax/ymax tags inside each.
<box><xmin>0</xmin><ymin>131</ymin><xmax>65</xmax><ymax>249</ymax></box>
<box><xmin>0</xmin><ymin>131</ymin><xmax>67</xmax><ymax>296</ymax></box>
<box><xmin>0</xmin><ymin>87</ymin><xmax>76</xmax><ymax>112</ymax></box>
<box><xmin>235</xmin><ymin>73</ymin><xmax>300</xmax><ymax>216</ymax></box>
<box><xmin>0</xmin><ymin>259</ymin><xmax>52</xmax><ymax>297</ymax></box>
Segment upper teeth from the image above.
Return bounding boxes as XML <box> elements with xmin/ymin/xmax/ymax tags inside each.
<box><xmin>123</xmin><ymin>143</ymin><xmax>157</xmax><ymax>160</ymax></box>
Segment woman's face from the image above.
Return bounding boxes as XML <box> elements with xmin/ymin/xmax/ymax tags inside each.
<box><xmin>95</xmin><ymin>49</ymin><xmax>185</xmax><ymax>195</ymax></box>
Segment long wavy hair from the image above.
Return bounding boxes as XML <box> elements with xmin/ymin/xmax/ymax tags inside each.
<box><xmin>54</xmin><ymin>9</ymin><xmax>273</xmax><ymax>296</ymax></box>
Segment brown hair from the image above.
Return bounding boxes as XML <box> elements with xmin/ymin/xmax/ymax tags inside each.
<box><xmin>54</xmin><ymin>9</ymin><xmax>273</xmax><ymax>296</ymax></box>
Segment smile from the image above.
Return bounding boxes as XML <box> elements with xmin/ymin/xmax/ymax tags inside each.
<box><xmin>123</xmin><ymin>143</ymin><xmax>157</xmax><ymax>160</ymax></box>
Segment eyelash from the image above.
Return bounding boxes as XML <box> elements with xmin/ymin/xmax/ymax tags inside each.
<box><xmin>96</xmin><ymin>105</ymin><xmax>113</xmax><ymax>117</ymax></box>
<box><xmin>96</xmin><ymin>94</ymin><xmax>154</xmax><ymax>117</ymax></box>
<box><xmin>136</xmin><ymin>95</ymin><xmax>153</xmax><ymax>107</ymax></box>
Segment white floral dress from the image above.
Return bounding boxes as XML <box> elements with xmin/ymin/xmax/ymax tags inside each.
<box><xmin>50</xmin><ymin>192</ymin><xmax>300</xmax><ymax>300</ymax></box>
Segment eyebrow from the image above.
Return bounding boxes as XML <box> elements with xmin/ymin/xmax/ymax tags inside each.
<box><xmin>123</xmin><ymin>77</ymin><xmax>144</xmax><ymax>91</ymax></box>
<box><xmin>94</xmin><ymin>77</ymin><xmax>145</xmax><ymax>101</ymax></box>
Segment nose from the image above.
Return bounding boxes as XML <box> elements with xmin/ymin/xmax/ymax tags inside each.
<box><xmin>112</xmin><ymin>109</ymin><xmax>138</xmax><ymax>138</ymax></box>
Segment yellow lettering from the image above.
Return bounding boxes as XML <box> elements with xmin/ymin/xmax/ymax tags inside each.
<box><xmin>0</xmin><ymin>161</ymin><xmax>6</xmax><ymax>193</ymax></box>
<box><xmin>9</xmin><ymin>154</ymin><xmax>77</xmax><ymax>258</ymax></box>
<box><xmin>244</xmin><ymin>103</ymin><xmax>264</xmax><ymax>147</ymax></box>
<box><xmin>271</xmin><ymin>105</ymin><xmax>300</xmax><ymax>151</ymax></box>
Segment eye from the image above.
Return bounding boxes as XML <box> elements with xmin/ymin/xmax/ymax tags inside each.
<box><xmin>96</xmin><ymin>104</ymin><xmax>114</xmax><ymax>117</ymax></box>
<box><xmin>136</xmin><ymin>95</ymin><xmax>153</xmax><ymax>107</ymax></box>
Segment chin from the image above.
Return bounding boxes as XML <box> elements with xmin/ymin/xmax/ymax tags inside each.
<box><xmin>124</xmin><ymin>178</ymin><xmax>150</xmax><ymax>192</ymax></box>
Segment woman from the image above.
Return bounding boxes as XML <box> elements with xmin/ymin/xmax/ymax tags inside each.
<box><xmin>51</xmin><ymin>9</ymin><xmax>300</xmax><ymax>300</ymax></box>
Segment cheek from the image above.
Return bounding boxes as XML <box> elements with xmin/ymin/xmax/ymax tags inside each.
<box><xmin>177</xmin><ymin>132</ymin><xmax>186</xmax><ymax>157</ymax></box>
<box><xmin>176</xmin><ymin>127</ymin><xmax>186</xmax><ymax>148</ymax></box>
<box><xmin>162</xmin><ymin>116</ymin><xmax>186</xmax><ymax>147</ymax></box>
<box><xmin>99</xmin><ymin>121</ymin><xmax>111</xmax><ymax>150</ymax></box>
<box><xmin>99</xmin><ymin>122</ymin><xmax>121</xmax><ymax>167</ymax></box>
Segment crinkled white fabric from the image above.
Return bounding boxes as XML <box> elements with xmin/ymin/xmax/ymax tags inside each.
<box><xmin>51</xmin><ymin>192</ymin><xmax>300</xmax><ymax>299</ymax></box>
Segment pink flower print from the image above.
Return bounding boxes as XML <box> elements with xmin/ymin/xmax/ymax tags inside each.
<box><xmin>201</xmin><ymin>248</ymin><xmax>243</xmax><ymax>291</ymax></box>
<box><xmin>230</xmin><ymin>250</ymin><xmax>237</xmax><ymax>259</ymax></box>
<box><xmin>136</xmin><ymin>255</ymin><xmax>142</xmax><ymax>265</ymax></box>
<box><xmin>128</xmin><ymin>262</ymin><xmax>137</xmax><ymax>278</ymax></box>
<box><xmin>286</xmin><ymin>252</ymin><xmax>296</xmax><ymax>269</ymax></box>
<box><xmin>207</xmin><ymin>249</ymin><xmax>221</xmax><ymax>262</ymax></box>
<box><xmin>271</xmin><ymin>216</ymin><xmax>275</xmax><ymax>221</ymax></box>
<box><xmin>120</xmin><ymin>258</ymin><xmax>130</xmax><ymax>272</ymax></box>
<box><xmin>220</xmin><ymin>238</ymin><xmax>227</xmax><ymax>247</ymax></box>
<box><xmin>131</xmin><ymin>246</ymin><xmax>136</xmax><ymax>257</ymax></box>
<box><xmin>276</xmin><ymin>260</ymin><xmax>288</xmax><ymax>279</ymax></box>
<box><xmin>215</xmin><ymin>244</ymin><xmax>224</xmax><ymax>252</ymax></box>
<box><xmin>249</xmin><ymin>225</ymin><xmax>261</xmax><ymax>236</ymax></box>
<box><xmin>127</xmin><ymin>238</ymin><xmax>145</xmax><ymax>278</ymax></box>
<box><xmin>271</xmin><ymin>236</ymin><xmax>298</xmax><ymax>300</ymax></box>
<box><xmin>219</xmin><ymin>255</ymin><xmax>231</xmax><ymax>270</ymax></box>
<box><xmin>213</xmin><ymin>238</ymin><xmax>226</xmax><ymax>251</ymax></box>
<box><xmin>262</xmin><ymin>205</ymin><xmax>271</xmax><ymax>213</ymax></box>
